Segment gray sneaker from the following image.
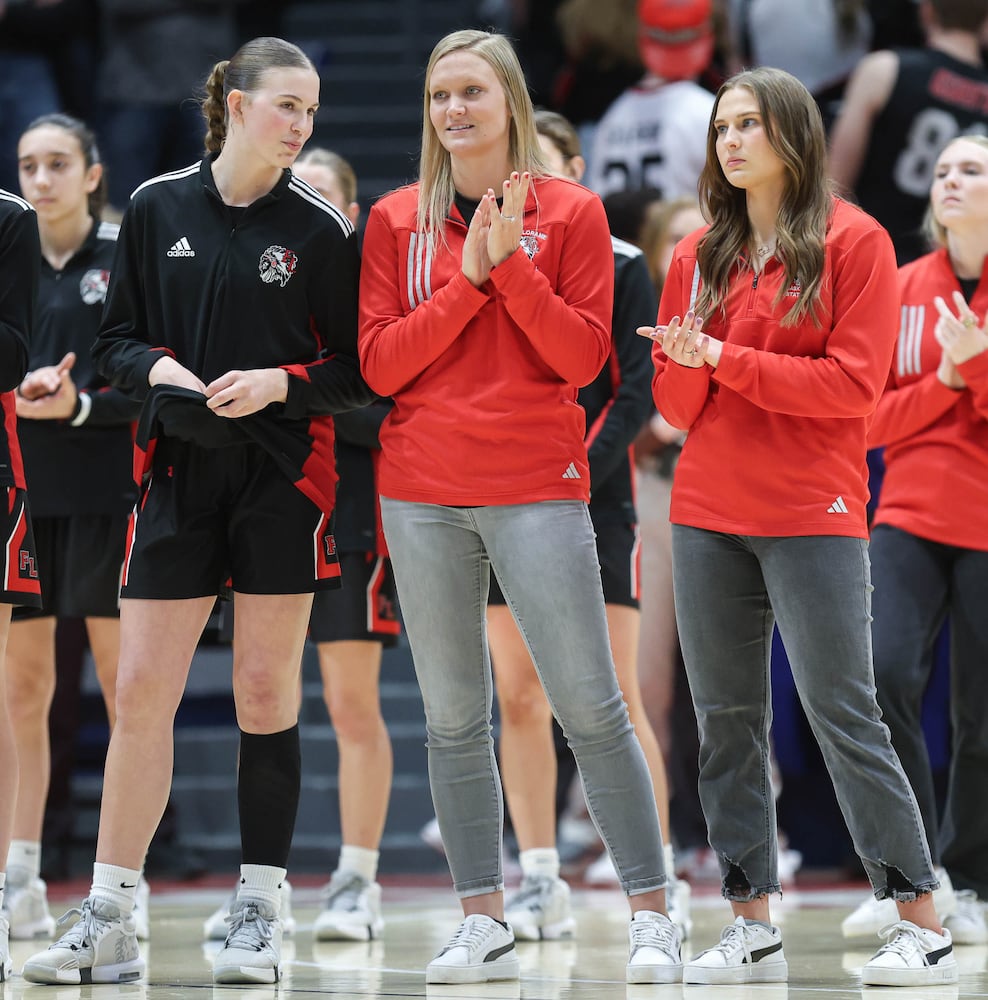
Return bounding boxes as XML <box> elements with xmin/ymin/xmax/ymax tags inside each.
<box><xmin>212</xmin><ymin>898</ymin><xmax>284</xmax><ymax>985</ymax></box>
<box><xmin>21</xmin><ymin>898</ymin><xmax>144</xmax><ymax>985</ymax></box>
<box><xmin>504</xmin><ymin>874</ymin><xmax>576</xmax><ymax>941</ymax></box>
<box><xmin>313</xmin><ymin>871</ymin><xmax>384</xmax><ymax>941</ymax></box>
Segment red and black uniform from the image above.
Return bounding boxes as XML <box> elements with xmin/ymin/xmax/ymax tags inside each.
<box><xmin>0</xmin><ymin>190</ymin><xmax>41</xmax><ymax>608</ymax></box>
<box><xmin>655</xmin><ymin>197</ymin><xmax>900</xmax><ymax>539</ymax></box>
<box><xmin>308</xmin><ymin>400</ymin><xmax>400</xmax><ymax>645</ymax></box>
<box><xmin>359</xmin><ymin>175</ymin><xmax>614</xmax><ymax>505</ymax></box>
<box><xmin>17</xmin><ymin>220</ymin><xmax>137</xmax><ymax>618</ymax></box>
<box><xmin>93</xmin><ymin>157</ymin><xmax>373</xmax><ymax>598</ymax></box>
<box><xmin>866</xmin><ymin>248</ymin><xmax>988</xmax><ymax>898</ymax></box>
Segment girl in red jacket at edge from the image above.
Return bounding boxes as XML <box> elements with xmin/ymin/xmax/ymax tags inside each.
<box><xmin>358</xmin><ymin>28</ymin><xmax>682</xmax><ymax>988</ymax></box>
<box><xmin>638</xmin><ymin>66</ymin><xmax>953</xmax><ymax>988</ymax></box>
<box><xmin>852</xmin><ymin>134</ymin><xmax>988</xmax><ymax>947</ymax></box>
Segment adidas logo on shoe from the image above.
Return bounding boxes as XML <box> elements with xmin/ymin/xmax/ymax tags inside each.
<box><xmin>167</xmin><ymin>237</ymin><xmax>196</xmax><ymax>258</ymax></box>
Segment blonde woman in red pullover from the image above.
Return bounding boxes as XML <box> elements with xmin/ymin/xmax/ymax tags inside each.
<box><xmin>639</xmin><ymin>66</ymin><xmax>954</xmax><ymax>987</ymax></box>
<box><xmin>856</xmin><ymin>134</ymin><xmax>988</xmax><ymax>946</ymax></box>
<box><xmin>359</xmin><ymin>28</ymin><xmax>681</xmax><ymax>988</ymax></box>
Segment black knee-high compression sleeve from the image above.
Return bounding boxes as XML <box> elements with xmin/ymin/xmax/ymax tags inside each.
<box><xmin>237</xmin><ymin>725</ymin><xmax>301</xmax><ymax>867</ymax></box>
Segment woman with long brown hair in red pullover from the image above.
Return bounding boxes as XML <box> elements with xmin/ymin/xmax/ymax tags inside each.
<box><xmin>640</xmin><ymin>65</ymin><xmax>952</xmax><ymax>987</ymax></box>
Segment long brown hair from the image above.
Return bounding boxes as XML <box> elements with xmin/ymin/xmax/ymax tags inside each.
<box><xmin>695</xmin><ymin>67</ymin><xmax>832</xmax><ymax>327</ymax></box>
<box><xmin>417</xmin><ymin>30</ymin><xmax>550</xmax><ymax>249</ymax></box>
<box><xmin>201</xmin><ymin>37</ymin><xmax>314</xmax><ymax>154</ymax></box>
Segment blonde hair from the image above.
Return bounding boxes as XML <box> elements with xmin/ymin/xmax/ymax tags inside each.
<box><xmin>695</xmin><ymin>67</ymin><xmax>832</xmax><ymax>327</ymax></box>
<box><xmin>923</xmin><ymin>133</ymin><xmax>988</xmax><ymax>249</ymax></box>
<box><xmin>201</xmin><ymin>37</ymin><xmax>314</xmax><ymax>154</ymax></box>
<box><xmin>641</xmin><ymin>196</ymin><xmax>705</xmax><ymax>293</ymax></box>
<box><xmin>417</xmin><ymin>29</ymin><xmax>550</xmax><ymax>249</ymax></box>
<box><xmin>295</xmin><ymin>147</ymin><xmax>358</xmax><ymax>204</ymax></box>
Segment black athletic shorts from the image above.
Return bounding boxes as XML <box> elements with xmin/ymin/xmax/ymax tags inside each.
<box><xmin>122</xmin><ymin>439</ymin><xmax>341</xmax><ymax>599</ymax></box>
<box><xmin>13</xmin><ymin>513</ymin><xmax>127</xmax><ymax>619</ymax></box>
<box><xmin>488</xmin><ymin>508</ymin><xmax>640</xmax><ymax>609</ymax></box>
<box><xmin>0</xmin><ymin>488</ymin><xmax>42</xmax><ymax>609</ymax></box>
<box><xmin>308</xmin><ymin>551</ymin><xmax>401</xmax><ymax>645</ymax></box>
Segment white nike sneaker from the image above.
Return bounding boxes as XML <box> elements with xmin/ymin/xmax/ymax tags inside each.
<box><xmin>21</xmin><ymin>897</ymin><xmax>145</xmax><ymax>984</ymax></box>
<box><xmin>313</xmin><ymin>871</ymin><xmax>384</xmax><ymax>941</ymax></box>
<box><xmin>204</xmin><ymin>878</ymin><xmax>296</xmax><ymax>940</ymax></box>
<box><xmin>212</xmin><ymin>898</ymin><xmax>283</xmax><ymax>985</ymax></box>
<box><xmin>504</xmin><ymin>874</ymin><xmax>576</xmax><ymax>941</ymax></box>
<box><xmin>2</xmin><ymin>870</ymin><xmax>56</xmax><ymax>939</ymax></box>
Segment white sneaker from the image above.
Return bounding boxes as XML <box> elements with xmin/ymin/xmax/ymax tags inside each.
<box><xmin>842</xmin><ymin>868</ymin><xmax>956</xmax><ymax>938</ymax></box>
<box><xmin>21</xmin><ymin>897</ymin><xmax>145</xmax><ymax>984</ymax></box>
<box><xmin>3</xmin><ymin>870</ymin><xmax>56</xmax><ymax>939</ymax></box>
<box><xmin>684</xmin><ymin>915</ymin><xmax>787</xmax><ymax>985</ymax></box>
<box><xmin>0</xmin><ymin>913</ymin><xmax>10</xmax><ymax>981</ymax></box>
<box><xmin>133</xmin><ymin>876</ymin><xmax>150</xmax><ymax>941</ymax></box>
<box><xmin>204</xmin><ymin>879</ymin><xmax>296</xmax><ymax>941</ymax></box>
<box><xmin>626</xmin><ymin>910</ymin><xmax>682</xmax><ymax>984</ymax></box>
<box><xmin>425</xmin><ymin>914</ymin><xmax>519</xmax><ymax>984</ymax></box>
<box><xmin>504</xmin><ymin>874</ymin><xmax>576</xmax><ymax>942</ymax></box>
<box><xmin>942</xmin><ymin>890</ymin><xmax>987</xmax><ymax>946</ymax></box>
<box><xmin>861</xmin><ymin>920</ymin><xmax>958</xmax><ymax>986</ymax></box>
<box><xmin>212</xmin><ymin>898</ymin><xmax>284</xmax><ymax>984</ymax></box>
<box><xmin>668</xmin><ymin>875</ymin><xmax>693</xmax><ymax>941</ymax></box>
<box><xmin>583</xmin><ymin>849</ymin><xmax>619</xmax><ymax>885</ymax></box>
<box><xmin>313</xmin><ymin>871</ymin><xmax>384</xmax><ymax>941</ymax></box>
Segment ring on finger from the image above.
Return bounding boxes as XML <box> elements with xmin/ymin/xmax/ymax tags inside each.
<box><xmin>502</xmin><ymin>215</ymin><xmax>517</xmax><ymax>222</ymax></box>
<box><xmin>963</xmin><ymin>315</ymin><xmax>977</xmax><ymax>329</ymax></box>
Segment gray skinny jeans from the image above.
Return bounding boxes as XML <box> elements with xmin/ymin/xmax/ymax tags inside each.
<box><xmin>382</xmin><ymin>497</ymin><xmax>666</xmax><ymax>898</ymax></box>
<box><xmin>672</xmin><ymin>526</ymin><xmax>937</xmax><ymax>902</ymax></box>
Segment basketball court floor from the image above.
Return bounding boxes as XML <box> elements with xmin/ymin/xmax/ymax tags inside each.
<box><xmin>4</xmin><ymin>879</ymin><xmax>985</xmax><ymax>999</ymax></box>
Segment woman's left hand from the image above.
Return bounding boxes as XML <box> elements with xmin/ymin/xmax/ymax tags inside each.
<box><xmin>933</xmin><ymin>291</ymin><xmax>988</xmax><ymax>365</ymax></box>
<box><xmin>638</xmin><ymin>311</ymin><xmax>722</xmax><ymax>368</ymax></box>
<box><xmin>487</xmin><ymin>171</ymin><xmax>529</xmax><ymax>266</ymax></box>
<box><xmin>205</xmin><ymin>368</ymin><xmax>289</xmax><ymax>418</ymax></box>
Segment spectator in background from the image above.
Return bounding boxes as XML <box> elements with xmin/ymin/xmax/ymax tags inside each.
<box><xmin>550</xmin><ymin>0</ymin><xmax>645</xmax><ymax>154</ymax></box>
<box><xmin>828</xmin><ymin>0</ymin><xmax>988</xmax><ymax>264</ymax></box>
<box><xmin>0</xmin><ymin>0</ymin><xmax>67</xmax><ymax>192</ymax></box>
<box><xmin>842</xmin><ymin>134</ymin><xmax>988</xmax><ymax>947</ymax></box>
<box><xmin>96</xmin><ymin>0</ymin><xmax>239</xmax><ymax>212</ymax></box>
<box><xmin>720</xmin><ymin>0</ymin><xmax>872</xmax><ymax>127</ymax></box>
<box><xmin>6</xmin><ymin>113</ymin><xmax>144</xmax><ymax>945</ymax></box>
<box><xmin>587</xmin><ymin>0</ymin><xmax>715</xmax><ymax>199</ymax></box>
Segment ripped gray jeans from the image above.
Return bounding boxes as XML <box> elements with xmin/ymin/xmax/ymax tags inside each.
<box><xmin>672</xmin><ymin>527</ymin><xmax>937</xmax><ymax>902</ymax></box>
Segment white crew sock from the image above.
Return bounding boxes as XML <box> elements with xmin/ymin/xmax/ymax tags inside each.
<box><xmin>519</xmin><ymin>847</ymin><xmax>561</xmax><ymax>881</ymax></box>
<box><xmin>91</xmin><ymin>862</ymin><xmax>142</xmax><ymax>912</ymax></box>
<box><xmin>7</xmin><ymin>840</ymin><xmax>41</xmax><ymax>880</ymax></box>
<box><xmin>337</xmin><ymin>845</ymin><xmax>379</xmax><ymax>883</ymax></box>
<box><xmin>238</xmin><ymin>863</ymin><xmax>287</xmax><ymax>913</ymax></box>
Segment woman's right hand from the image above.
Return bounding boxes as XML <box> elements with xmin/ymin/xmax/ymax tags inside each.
<box><xmin>148</xmin><ymin>356</ymin><xmax>207</xmax><ymax>394</ymax></box>
<box><xmin>461</xmin><ymin>196</ymin><xmax>492</xmax><ymax>288</ymax></box>
<box><xmin>933</xmin><ymin>292</ymin><xmax>988</xmax><ymax>366</ymax></box>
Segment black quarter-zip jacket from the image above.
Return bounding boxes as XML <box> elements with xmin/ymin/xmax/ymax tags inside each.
<box><xmin>93</xmin><ymin>156</ymin><xmax>374</xmax><ymax>513</ymax></box>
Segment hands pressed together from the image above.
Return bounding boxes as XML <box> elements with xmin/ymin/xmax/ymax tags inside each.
<box><xmin>461</xmin><ymin>171</ymin><xmax>529</xmax><ymax>288</ymax></box>
<box><xmin>148</xmin><ymin>355</ymin><xmax>289</xmax><ymax>418</ymax></box>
